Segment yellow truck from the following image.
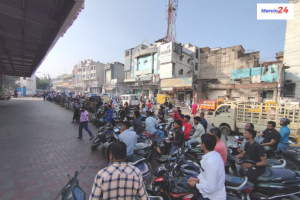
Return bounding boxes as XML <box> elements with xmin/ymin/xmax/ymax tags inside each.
<box><xmin>212</xmin><ymin>102</ymin><xmax>300</xmax><ymax>138</ymax></box>
<box><xmin>157</xmin><ymin>94</ymin><xmax>173</xmax><ymax>105</ymax></box>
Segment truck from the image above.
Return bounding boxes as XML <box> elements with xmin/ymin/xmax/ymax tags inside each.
<box><xmin>198</xmin><ymin>98</ymin><xmax>224</xmax><ymax>115</ymax></box>
<box><xmin>212</xmin><ymin>102</ymin><xmax>300</xmax><ymax>138</ymax></box>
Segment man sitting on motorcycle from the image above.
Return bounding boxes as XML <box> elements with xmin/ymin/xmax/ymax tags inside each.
<box><xmin>145</xmin><ymin>110</ymin><xmax>164</xmax><ymax>143</ymax></box>
<box><xmin>105</xmin><ymin>105</ymin><xmax>113</xmax><ymax>124</ymax></box>
<box><xmin>209</xmin><ymin>128</ymin><xmax>227</xmax><ymax>166</ymax></box>
<box><xmin>236</xmin><ymin>129</ymin><xmax>267</xmax><ymax>182</ymax></box>
<box><xmin>258</xmin><ymin>121</ymin><xmax>281</xmax><ymax>153</ymax></box>
<box><xmin>131</xmin><ymin>111</ymin><xmax>143</xmax><ymax>136</ymax></box>
<box><xmin>140</xmin><ymin>104</ymin><xmax>148</xmax><ymax>121</ymax></box>
<box><xmin>188</xmin><ymin>134</ymin><xmax>226</xmax><ymax>200</ymax></box>
<box><xmin>164</xmin><ymin>119</ymin><xmax>184</xmax><ymax>155</ymax></box>
<box><xmin>187</xmin><ymin>116</ymin><xmax>205</xmax><ymax>149</ymax></box>
<box><xmin>173</xmin><ymin>109</ymin><xmax>192</xmax><ymax>140</ymax></box>
<box><xmin>119</xmin><ymin>121</ymin><xmax>137</xmax><ymax>162</ymax></box>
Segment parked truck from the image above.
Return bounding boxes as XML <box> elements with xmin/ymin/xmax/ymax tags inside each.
<box><xmin>212</xmin><ymin>102</ymin><xmax>300</xmax><ymax>138</ymax></box>
<box><xmin>198</xmin><ymin>98</ymin><xmax>224</xmax><ymax>115</ymax></box>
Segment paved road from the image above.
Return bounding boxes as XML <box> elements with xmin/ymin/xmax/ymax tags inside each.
<box><xmin>0</xmin><ymin>98</ymin><xmax>106</xmax><ymax>200</ymax></box>
<box><xmin>0</xmin><ymin>98</ymin><xmax>230</xmax><ymax>200</ymax></box>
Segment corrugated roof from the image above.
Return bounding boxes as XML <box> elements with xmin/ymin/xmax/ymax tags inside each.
<box><xmin>0</xmin><ymin>0</ymin><xmax>85</xmax><ymax>77</ymax></box>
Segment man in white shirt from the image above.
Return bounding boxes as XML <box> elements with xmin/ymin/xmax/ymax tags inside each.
<box><xmin>187</xmin><ymin>117</ymin><xmax>205</xmax><ymax>149</ymax></box>
<box><xmin>145</xmin><ymin>111</ymin><xmax>164</xmax><ymax>143</ymax></box>
<box><xmin>188</xmin><ymin>133</ymin><xmax>226</xmax><ymax>200</ymax></box>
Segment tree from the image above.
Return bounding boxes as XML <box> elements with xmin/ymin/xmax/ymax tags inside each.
<box><xmin>36</xmin><ymin>77</ymin><xmax>50</xmax><ymax>89</ymax></box>
<box><xmin>3</xmin><ymin>75</ymin><xmax>18</xmax><ymax>90</ymax></box>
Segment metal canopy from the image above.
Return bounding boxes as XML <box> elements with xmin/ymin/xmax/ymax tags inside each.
<box><xmin>0</xmin><ymin>0</ymin><xmax>84</xmax><ymax>77</ymax></box>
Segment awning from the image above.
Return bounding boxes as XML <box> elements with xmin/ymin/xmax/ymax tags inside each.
<box><xmin>161</xmin><ymin>78</ymin><xmax>192</xmax><ymax>88</ymax></box>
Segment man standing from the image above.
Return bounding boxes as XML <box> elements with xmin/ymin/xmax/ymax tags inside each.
<box><xmin>187</xmin><ymin>116</ymin><xmax>205</xmax><ymax>149</ymax></box>
<box><xmin>90</xmin><ymin>141</ymin><xmax>149</xmax><ymax>200</ymax></box>
<box><xmin>200</xmin><ymin>113</ymin><xmax>208</xmax><ymax>133</ymax></box>
<box><xmin>71</xmin><ymin>100</ymin><xmax>81</xmax><ymax>123</ymax></box>
<box><xmin>77</xmin><ymin>106</ymin><xmax>94</xmax><ymax>140</ymax></box>
<box><xmin>147</xmin><ymin>100</ymin><xmax>152</xmax><ymax>109</ymax></box>
<box><xmin>131</xmin><ymin>111</ymin><xmax>143</xmax><ymax>136</ymax></box>
<box><xmin>145</xmin><ymin>110</ymin><xmax>164</xmax><ymax>143</ymax></box>
<box><xmin>209</xmin><ymin>128</ymin><xmax>227</xmax><ymax>166</ymax></box>
<box><xmin>277</xmin><ymin>118</ymin><xmax>291</xmax><ymax>150</ymax></box>
<box><xmin>187</xmin><ymin>134</ymin><xmax>226</xmax><ymax>200</ymax></box>
<box><xmin>119</xmin><ymin>121</ymin><xmax>137</xmax><ymax>161</ymax></box>
<box><xmin>43</xmin><ymin>90</ymin><xmax>46</xmax><ymax>101</ymax></box>
<box><xmin>258</xmin><ymin>121</ymin><xmax>281</xmax><ymax>151</ymax></box>
<box><xmin>174</xmin><ymin>109</ymin><xmax>192</xmax><ymax>140</ymax></box>
<box><xmin>236</xmin><ymin>129</ymin><xmax>267</xmax><ymax>182</ymax></box>
<box><xmin>165</xmin><ymin>119</ymin><xmax>184</xmax><ymax>155</ymax></box>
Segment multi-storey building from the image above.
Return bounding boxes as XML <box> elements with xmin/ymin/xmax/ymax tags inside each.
<box><xmin>103</xmin><ymin>62</ymin><xmax>125</xmax><ymax>96</ymax></box>
<box><xmin>283</xmin><ymin>0</ymin><xmax>300</xmax><ymax>99</ymax></box>
<box><xmin>75</xmin><ymin>59</ymin><xmax>104</xmax><ymax>93</ymax></box>
<box><xmin>123</xmin><ymin>39</ymin><xmax>200</xmax><ymax>102</ymax></box>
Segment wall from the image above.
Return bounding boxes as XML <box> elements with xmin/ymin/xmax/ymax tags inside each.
<box><xmin>283</xmin><ymin>0</ymin><xmax>300</xmax><ymax>98</ymax></box>
<box><xmin>199</xmin><ymin>45</ymin><xmax>259</xmax><ymax>84</ymax></box>
<box><xmin>231</xmin><ymin>64</ymin><xmax>279</xmax><ymax>82</ymax></box>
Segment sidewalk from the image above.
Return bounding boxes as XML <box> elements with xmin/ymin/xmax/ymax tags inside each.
<box><xmin>0</xmin><ymin>98</ymin><xmax>105</xmax><ymax>200</ymax></box>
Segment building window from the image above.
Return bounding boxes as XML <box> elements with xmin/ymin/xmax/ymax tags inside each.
<box><xmin>179</xmin><ymin>69</ymin><xmax>183</xmax><ymax>75</ymax></box>
<box><xmin>83</xmin><ymin>68</ymin><xmax>85</xmax><ymax>72</ymax></box>
<box><xmin>83</xmin><ymin>75</ymin><xmax>85</xmax><ymax>79</ymax></box>
<box><xmin>187</xmin><ymin>58</ymin><xmax>191</xmax><ymax>64</ymax></box>
<box><xmin>195</xmin><ymin>63</ymin><xmax>198</xmax><ymax>71</ymax></box>
<box><xmin>283</xmin><ymin>83</ymin><xmax>295</xmax><ymax>97</ymax></box>
<box><xmin>196</xmin><ymin>49</ymin><xmax>199</xmax><ymax>59</ymax></box>
<box><xmin>179</xmin><ymin>55</ymin><xmax>184</xmax><ymax>61</ymax></box>
<box><xmin>126</xmin><ymin>51</ymin><xmax>129</xmax><ymax>56</ymax></box>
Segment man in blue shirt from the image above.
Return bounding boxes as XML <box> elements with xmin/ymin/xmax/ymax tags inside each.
<box><xmin>277</xmin><ymin>118</ymin><xmax>291</xmax><ymax>150</ymax></box>
<box><xmin>145</xmin><ymin>110</ymin><xmax>164</xmax><ymax>143</ymax></box>
<box><xmin>119</xmin><ymin>121</ymin><xmax>137</xmax><ymax>161</ymax></box>
<box><xmin>200</xmin><ymin>113</ymin><xmax>208</xmax><ymax>133</ymax></box>
<box><xmin>105</xmin><ymin>105</ymin><xmax>113</xmax><ymax>124</ymax></box>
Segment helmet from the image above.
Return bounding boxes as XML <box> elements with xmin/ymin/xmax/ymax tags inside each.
<box><xmin>280</xmin><ymin>118</ymin><xmax>290</xmax><ymax>126</ymax></box>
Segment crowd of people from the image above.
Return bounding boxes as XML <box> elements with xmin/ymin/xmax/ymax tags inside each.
<box><xmin>64</xmin><ymin>95</ymin><xmax>292</xmax><ymax>200</ymax></box>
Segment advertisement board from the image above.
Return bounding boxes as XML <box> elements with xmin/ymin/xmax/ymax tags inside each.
<box><xmin>159</xmin><ymin>42</ymin><xmax>172</xmax><ymax>64</ymax></box>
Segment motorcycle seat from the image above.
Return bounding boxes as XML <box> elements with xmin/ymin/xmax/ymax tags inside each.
<box><xmin>127</xmin><ymin>155</ymin><xmax>145</xmax><ymax>165</ymax></box>
<box><xmin>256</xmin><ymin>167</ymin><xmax>296</xmax><ymax>182</ymax></box>
<box><xmin>158</xmin><ymin>123</ymin><xmax>166</xmax><ymax>126</ymax></box>
<box><xmin>134</xmin><ymin>143</ymin><xmax>149</xmax><ymax>151</ymax></box>
<box><xmin>266</xmin><ymin>158</ymin><xmax>282</xmax><ymax>166</ymax></box>
<box><xmin>225</xmin><ymin>174</ymin><xmax>247</xmax><ymax>188</ymax></box>
<box><xmin>143</xmin><ymin>132</ymin><xmax>155</xmax><ymax>138</ymax></box>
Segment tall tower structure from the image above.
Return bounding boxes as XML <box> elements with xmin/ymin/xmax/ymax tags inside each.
<box><xmin>165</xmin><ymin>0</ymin><xmax>178</xmax><ymax>43</ymax></box>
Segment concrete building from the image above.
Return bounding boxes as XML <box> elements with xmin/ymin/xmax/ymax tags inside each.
<box><xmin>75</xmin><ymin>59</ymin><xmax>104</xmax><ymax>93</ymax></box>
<box><xmin>123</xmin><ymin>39</ymin><xmax>200</xmax><ymax>102</ymax></box>
<box><xmin>103</xmin><ymin>62</ymin><xmax>125</xmax><ymax>96</ymax></box>
<box><xmin>62</xmin><ymin>74</ymin><xmax>73</xmax><ymax>92</ymax></box>
<box><xmin>197</xmin><ymin>45</ymin><xmax>260</xmax><ymax>101</ymax></box>
<box><xmin>283</xmin><ymin>0</ymin><xmax>300</xmax><ymax>99</ymax></box>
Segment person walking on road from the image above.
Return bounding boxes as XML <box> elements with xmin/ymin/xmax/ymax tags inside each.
<box><xmin>77</xmin><ymin>106</ymin><xmax>94</xmax><ymax>140</ymax></box>
<box><xmin>43</xmin><ymin>90</ymin><xmax>46</xmax><ymax>101</ymax></box>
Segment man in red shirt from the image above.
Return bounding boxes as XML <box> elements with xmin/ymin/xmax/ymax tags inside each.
<box><xmin>147</xmin><ymin>100</ymin><xmax>152</xmax><ymax>109</ymax></box>
<box><xmin>209</xmin><ymin>128</ymin><xmax>227</xmax><ymax>166</ymax></box>
<box><xmin>174</xmin><ymin>109</ymin><xmax>192</xmax><ymax>140</ymax></box>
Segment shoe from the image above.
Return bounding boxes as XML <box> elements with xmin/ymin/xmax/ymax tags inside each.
<box><xmin>89</xmin><ymin>136</ymin><xmax>95</xmax><ymax>140</ymax></box>
<box><xmin>77</xmin><ymin>137</ymin><xmax>82</xmax><ymax>139</ymax></box>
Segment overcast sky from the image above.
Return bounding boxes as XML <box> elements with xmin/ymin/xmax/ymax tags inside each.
<box><xmin>37</xmin><ymin>0</ymin><xmax>289</xmax><ymax>78</ymax></box>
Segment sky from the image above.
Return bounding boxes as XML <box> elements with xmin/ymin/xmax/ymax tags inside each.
<box><xmin>37</xmin><ymin>0</ymin><xmax>289</xmax><ymax>78</ymax></box>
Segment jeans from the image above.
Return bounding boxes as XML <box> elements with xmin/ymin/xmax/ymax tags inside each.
<box><xmin>79</xmin><ymin>121</ymin><xmax>93</xmax><ymax>138</ymax></box>
<box><xmin>169</xmin><ymin>145</ymin><xmax>180</xmax><ymax>155</ymax></box>
<box><xmin>197</xmin><ymin>194</ymin><xmax>210</xmax><ymax>200</ymax></box>
<box><xmin>73</xmin><ymin>109</ymin><xmax>79</xmax><ymax>121</ymax></box>
<box><xmin>187</xmin><ymin>139</ymin><xmax>199</xmax><ymax>149</ymax></box>
<box><xmin>152</xmin><ymin>130</ymin><xmax>164</xmax><ymax>143</ymax></box>
<box><xmin>277</xmin><ymin>142</ymin><xmax>289</xmax><ymax>150</ymax></box>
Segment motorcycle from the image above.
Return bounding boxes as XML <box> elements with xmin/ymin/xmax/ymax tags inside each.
<box><xmin>91</xmin><ymin>123</ymin><xmax>120</xmax><ymax>151</ymax></box>
<box><xmin>230</xmin><ymin>157</ymin><xmax>300</xmax><ymax>199</ymax></box>
<box><xmin>149</xmin><ymin>148</ymin><xmax>252</xmax><ymax>199</ymax></box>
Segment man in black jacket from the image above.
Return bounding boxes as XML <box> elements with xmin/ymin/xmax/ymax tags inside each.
<box><xmin>165</xmin><ymin>119</ymin><xmax>184</xmax><ymax>155</ymax></box>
